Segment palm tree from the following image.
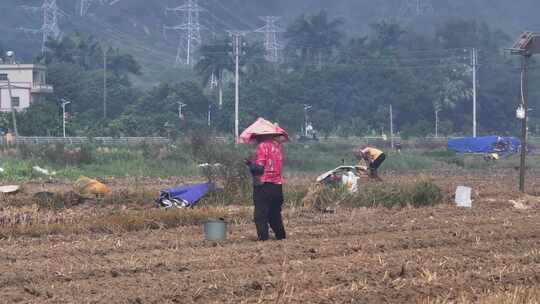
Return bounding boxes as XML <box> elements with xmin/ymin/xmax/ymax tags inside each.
<box><xmin>285</xmin><ymin>10</ymin><xmax>345</xmax><ymax>67</ymax></box>
<box><xmin>195</xmin><ymin>40</ymin><xmax>232</xmax><ymax>109</ymax></box>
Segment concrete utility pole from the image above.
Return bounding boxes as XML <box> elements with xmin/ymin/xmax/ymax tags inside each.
<box><xmin>472</xmin><ymin>48</ymin><xmax>478</xmax><ymax>137</ymax></box>
<box><xmin>61</xmin><ymin>98</ymin><xmax>71</xmax><ymax>138</ymax></box>
<box><xmin>229</xmin><ymin>31</ymin><xmax>247</xmax><ymax>142</ymax></box>
<box><xmin>389</xmin><ymin>104</ymin><xmax>394</xmax><ymax>149</ymax></box>
<box><xmin>207</xmin><ymin>104</ymin><xmax>211</xmax><ymax>127</ymax></box>
<box><xmin>102</xmin><ymin>46</ymin><xmax>108</xmax><ymax>119</ymax></box>
<box><xmin>6</xmin><ymin>77</ymin><xmax>19</xmax><ymax>137</ymax></box>
<box><xmin>19</xmin><ymin>0</ymin><xmax>62</xmax><ymax>54</ymax></box>
<box><xmin>254</xmin><ymin>16</ymin><xmax>284</xmax><ymax>63</ymax></box>
<box><xmin>164</xmin><ymin>0</ymin><xmax>202</xmax><ymax>66</ymax></box>
<box><xmin>435</xmin><ymin>108</ymin><xmax>440</xmax><ymax>138</ymax></box>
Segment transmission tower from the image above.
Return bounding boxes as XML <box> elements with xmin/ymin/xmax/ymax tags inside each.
<box><xmin>163</xmin><ymin>0</ymin><xmax>203</xmax><ymax>66</ymax></box>
<box><xmin>19</xmin><ymin>0</ymin><xmax>63</xmax><ymax>54</ymax></box>
<box><xmin>400</xmin><ymin>0</ymin><xmax>434</xmax><ymax>17</ymax></box>
<box><xmin>79</xmin><ymin>0</ymin><xmax>99</xmax><ymax>17</ymax></box>
<box><xmin>254</xmin><ymin>16</ymin><xmax>284</xmax><ymax>63</ymax></box>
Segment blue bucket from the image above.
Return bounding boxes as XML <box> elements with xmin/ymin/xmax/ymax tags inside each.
<box><xmin>204</xmin><ymin>218</ymin><xmax>227</xmax><ymax>241</ymax></box>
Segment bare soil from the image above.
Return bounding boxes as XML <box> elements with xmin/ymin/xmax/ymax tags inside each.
<box><xmin>1</xmin><ymin>172</ymin><xmax>540</xmax><ymax>303</ymax></box>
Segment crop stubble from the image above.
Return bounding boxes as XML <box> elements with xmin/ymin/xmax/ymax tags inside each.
<box><xmin>0</xmin><ymin>172</ymin><xmax>539</xmax><ymax>303</ymax></box>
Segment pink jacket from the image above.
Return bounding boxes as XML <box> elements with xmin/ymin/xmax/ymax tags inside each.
<box><xmin>254</xmin><ymin>139</ymin><xmax>283</xmax><ymax>185</ymax></box>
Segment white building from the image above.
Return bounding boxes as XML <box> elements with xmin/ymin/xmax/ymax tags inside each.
<box><xmin>0</xmin><ymin>64</ymin><xmax>54</xmax><ymax>112</ymax></box>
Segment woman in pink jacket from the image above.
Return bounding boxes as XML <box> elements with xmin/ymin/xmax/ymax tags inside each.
<box><xmin>245</xmin><ymin>134</ymin><xmax>286</xmax><ymax>241</ymax></box>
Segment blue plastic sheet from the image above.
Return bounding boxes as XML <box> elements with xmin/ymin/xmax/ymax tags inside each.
<box><xmin>448</xmin><ymin>136</ymin><xmax>520</xmax><ymax>154</ymax></box>
<box><xmin>158</xmin><ymin>183</ymin><xmax>210</xmax><ymax>208</ymax></box>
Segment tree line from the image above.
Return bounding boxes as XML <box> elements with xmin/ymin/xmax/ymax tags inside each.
<box><xmin>1</xmin><ymin>11</ymin><xmax>535</xmax><ymax>138</ymax></box>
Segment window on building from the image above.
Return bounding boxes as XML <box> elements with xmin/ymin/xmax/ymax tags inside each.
<box><xmin>11</xmin><ymin>97</ymin><xmax>20</xmax><ymax>108</ymax></box>
<box><xmin>0</xmin><ymin>74</ymin><xmax>7</xmax><ymax>81</ymax></box>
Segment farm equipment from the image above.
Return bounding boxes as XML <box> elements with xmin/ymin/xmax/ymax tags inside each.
<box><xmin>302</xmin><ymin>165</ymin><xmax>368</xmax><ymax>210</ymax></box>
<box><xmin>316</xmin><ymin>165</ymin><xmax>368</xmax><ymax>192</ymax></box>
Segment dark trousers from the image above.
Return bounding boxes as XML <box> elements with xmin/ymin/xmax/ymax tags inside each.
<box><xmin>370</xmin><ymin>153</ymin><xmax>386</xmax><ymax>173</ymax></box>
<box><xmin>253</xmin><ymin>183</ymin><xmax>286</xmax><ymax>241</ymax></box>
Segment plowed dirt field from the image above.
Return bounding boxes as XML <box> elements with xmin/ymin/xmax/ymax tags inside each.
<box><xmin>1</xmin><ymin>172</ymin><xmax>540</xmax><ymax>303</ymax></box>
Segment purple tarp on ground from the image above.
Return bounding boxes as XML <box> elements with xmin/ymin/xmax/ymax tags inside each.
<box><xmin>159</xmin><ymin>183</ymin><xmax>210</xmax><ymax>207</ymax></box>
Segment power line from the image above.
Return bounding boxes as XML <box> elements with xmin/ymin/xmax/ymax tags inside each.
<box><xmin>164</xmin><ymin>0</ymin><xmax>203</xmax><ymax>67</ymax></box>
<box><xmin>208</xmin><ymin>0</ymin><xmax>257</xmax><ymax>31</ymax></box>
<box><xmin>79</xmin><ymin>0</ymin><xmax>122</xmax><ymax>16</ymax></box>
<box><xmin>400</xmin><ymin>0</ymin><xmax>434</xmax><ymax>18</ymax></box>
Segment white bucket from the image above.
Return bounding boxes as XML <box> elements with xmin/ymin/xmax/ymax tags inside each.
<box><xmin>455</xmin><ymin>186</ymin><xmax>472</xmax><ymax>208</ymax></box>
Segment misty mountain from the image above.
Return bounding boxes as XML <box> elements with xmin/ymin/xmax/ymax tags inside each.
<box><xmin>1</xmin><ymin>0</ymin><xmax>538</xmax><ymax>83</ymax></box>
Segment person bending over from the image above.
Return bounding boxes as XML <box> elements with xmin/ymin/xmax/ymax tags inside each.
<box><xmin>355</xmin><ymin>147</ymin><xmax>386</xmax><ymax>181</ymax></box>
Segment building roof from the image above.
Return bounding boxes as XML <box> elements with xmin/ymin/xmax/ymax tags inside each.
<box><xmin>0</xmin><ymin>64</ymin><xmax>47</xmax><ymax>70</ymax></box>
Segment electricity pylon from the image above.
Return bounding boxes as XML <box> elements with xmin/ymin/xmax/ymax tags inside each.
<box><xmin>163</xmin><ymin>0</ymin><xmax>203</xmax><ymax>66</ymax></box>
<box><xmin>254</xmin><ymin>16</ymin><xmax>284</xmax><ymax>63</ymax></box>
<box><xmin>400</xmin><ymin>0</ymin><xmax>434</xmax><ymax>17</ymax></box>
<box><xmin>19</xmin><ymin>0</ymin><xmax>63</xmax><ymax>54</ymax></box>
<box><xmin>79</xmin><ymin>0</ymin><xmax>99</xmax><ymax>17</ymax></box>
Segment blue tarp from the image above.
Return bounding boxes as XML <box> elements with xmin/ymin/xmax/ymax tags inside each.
<box><xmin>448</xmin><ymin>136</ymin><xmax>521</xmax><ymax>154</ymax></box>
<box><xmin>158</xmin><ymin>183</ymin><xmax>210</xmax><ymax>208</ymax></box>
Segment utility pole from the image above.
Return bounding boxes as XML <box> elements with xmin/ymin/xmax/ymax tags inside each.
<box><xmin>19</xmin><ymin>0</ymin><xmax>63</xmax><ymax>54</ymax></box>
<box><xmin>207</xmin><ymin>103</ymin><xmax>211</xmax><ymax>127</ymax></box>
<box><xmin>472</xmin><ymin>48</ymin><xmax>478</xmax><ymax>137</ymax></box>
<box><xmin>254</xmin><ymin>16</ymin><xmax>284</xmax><ymax>63</ymax></box>
<box><xmin>509</xmin><ymin>31</ymin><xmax>540</xmax><ymax>193</ymax></box>
<box><xmin>435</xmin><ymin>109</ymin><xmax>440</xmax><ymax>138</ymax></box>
<box><xmin>164</xmin><ymin>0</ymin><xmax>202</xmax><ymax>66</ymax></box>
<box><xmin>102</xmin><ymin>45</ymin><xmax>108</xmax><ymax>119</ymax></box>
<box><xmin>6</xmin><ymin>77</ymin><xmax>19</xmax><ymax>137</ymax></box>
<box><xmin>229</xmin><ymin>31</ymin><xmax>247</xmax><ymax>142</ymax></box>
<box><xmin>519</xmin><ymin>55</ymin><xmax>530</xmax><ymax>192</ymax></box>
<box><xmin>389</xmin><ymin>104</ymin><xmax>394</xmax><ymax>149</ymax></box>
<box><xmin>61</xmin><ymin>98</ymin><xmax>71</xmax><ymax>138</ymax></box>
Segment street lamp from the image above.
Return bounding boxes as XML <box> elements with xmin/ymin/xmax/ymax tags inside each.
<box><xmin>61</xmin><ymin>98</ymin><xmax>71</xmax><ymax>138</ymax></box>
<box><xmin>303</xmin><ymin>104</ymin><xmax>312</xmax><ymax>137</ymax></box>
<box><xmin>509</xmin><ymin>31</ymin><xmax>540</xmax><ymax>192</ymax></box>
<box><xmin>207</xmin><ymin>103</ymin><xmax>212</xmax><ymax>127</ymax></box>
<box><xmin>177</xmin><ymin>102</ymin><xmax>187</xmax><ymax>120</ymax></box>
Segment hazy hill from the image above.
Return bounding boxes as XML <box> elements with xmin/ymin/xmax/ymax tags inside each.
<box><xmin>1</xmin><ymin>0</ymin><xmax>538</xmax><ymax>84</ymax></box>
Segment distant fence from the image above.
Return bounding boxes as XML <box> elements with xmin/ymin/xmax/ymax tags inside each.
<box><xmin>2</xmin><ymin>135</ymin><xmax>538</xmax><ymax>149</ymax></box>
<box><xmin>1</xmin><ymin>136</ymin><xmax>170</xmax><ymax>146</ymax></box>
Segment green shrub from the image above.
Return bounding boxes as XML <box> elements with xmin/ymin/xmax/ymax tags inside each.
<box><xmin>410</xmin><ymin>180</ymin><xmax>443</xmax><ymax>207</ymax></box>
<box><xmin>340</xmin><ymin>179</ymin><xmax>443</xmax><ymax>208</ymax></box>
